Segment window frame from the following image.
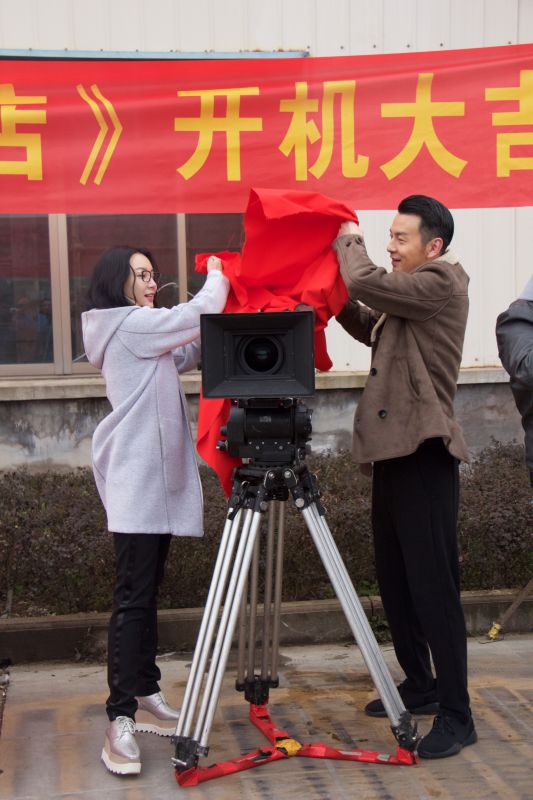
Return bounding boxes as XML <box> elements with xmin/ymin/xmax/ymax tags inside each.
<box><xmin>0</xmin><ymin>211</ymin><xmax>239</xmax><ymax>378</ymax></box>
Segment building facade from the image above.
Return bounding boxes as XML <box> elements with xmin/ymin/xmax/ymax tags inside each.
<box><xmin>0</xmin><ymin>0</ymin><xmax>529</xmax><ymax>469</ymax></box>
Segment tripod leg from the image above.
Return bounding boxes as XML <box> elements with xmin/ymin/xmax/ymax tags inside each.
<box><xmin>193</xmin><ymin>509</ymin><xmax>263</xmax><ymax>748</ymax></box>
<box><xmin>175</xmin><ymin>509</ymin><xmax>244</xmax><ymax>738</ymax></box>
<box><xmin>304</xmin><ymin>502</ymin><xmax>401</xmax><ymax>714</ymax></box>
<box><xmin>247</xmin><ymin>534</ymin><xmax>261</xmax><ymax>682</ymax></box>
<box><xmin>236</xmin><ymin>500</ymin><xmax>276</xmax><ymax>692</ymax></box>
<box><xmin>270</xmin><ymin>501</ymin><xmax>285</xmax><ymax>683</ymax></box>
<box><xmin>237</xmin><ymin>578</ymin><xmax>248</xmax><ymax>687</ymax></box>
<box><xmin>237</xmin><ymin>501</ymin><xmax>281</xmax><ymax>705</ymax></box>
<box><xmin>260</xmin><ymin>502</ymin><xmax>276</xmax><ymax>680</ymax></box>
<box><xmin>301</xmin><ymin>502</ymin><xmax>418</xmax><ymax>750</ymax></box>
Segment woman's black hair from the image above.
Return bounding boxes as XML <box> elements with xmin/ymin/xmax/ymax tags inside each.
<box><xmin>86</xmin><ymin>246</ymin><xmax>158</xmax><ymax>310</ymax></box>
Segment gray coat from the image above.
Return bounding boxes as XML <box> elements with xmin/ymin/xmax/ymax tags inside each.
<box><xmin>81</xmin><ymin>270</ymin><xmax>229</xmax><ymax>536</ymax></box>
<box><xmin>334</xmin><ymin>233</ymin><xmax>469</xmax><ymax>464</ymax></box>
<box><xmin>496</xmin><ymin>276</ymin><xmax>533</xmax><ymax>486</ymax></box>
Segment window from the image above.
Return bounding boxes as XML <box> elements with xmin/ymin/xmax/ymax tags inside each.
<box><xmin>0</xmin><ymin>215</ymin><xmax>52</xmax><ymax>372</ymax></box>
<box><xmin>185</xmin><ymin>214</ymin><xmax>244</xmax><ymax>296</ymax></box>
<box><xmin>67</xmin><ymin>214</ymin><xmax>179</xmax><ymax>363</ymax></box>
<box><xmin>0</xmin><ymin>213</ymin><xmax>243</xmax><ymax>377</ymax></box>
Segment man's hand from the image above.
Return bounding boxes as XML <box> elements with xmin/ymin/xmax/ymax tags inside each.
<box><xmin>338</xmin><ymin>220</ymin><xmax>362</xmax><ymax>237</ymax></box>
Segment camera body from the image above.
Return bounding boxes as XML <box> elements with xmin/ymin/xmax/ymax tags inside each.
<box><xmin>200</xmin><ymin>311</ymin><xmax>315</xmax><ymax>466</ymax></box>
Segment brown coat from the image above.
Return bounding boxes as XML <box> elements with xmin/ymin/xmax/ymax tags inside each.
<box><xmin>333</xmin><ymin>234</ymin><xmax>470</xmax><ymax>464</ymax></box>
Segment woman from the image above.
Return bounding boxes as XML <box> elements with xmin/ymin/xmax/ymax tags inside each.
<box><xmin>82</xmin><ymin>246</ymin><xmax>229</xmax><ymax>776</ymax></box>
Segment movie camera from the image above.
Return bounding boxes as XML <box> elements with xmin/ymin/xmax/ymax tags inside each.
<box><xmin>200</xmin><ymin>310</ymin><xmax>315</xmax><ymax>465</ymax></box>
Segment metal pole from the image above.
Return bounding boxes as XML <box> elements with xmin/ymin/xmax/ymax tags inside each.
<box><xmin>247</xmin><ymin>534</ymin><xmax>260</xmax><ymax>681</ymax></box>
<box><xmin>195</xmin><ymin>510</ymin><xmax>263</xmax><ymax>746</ymax></box>
<box><xmin>261</xmin><ymin>502</ymin><xmax>276</xmax><ymax>679</ymax></box>
<box><xmin>270</xmin><ymin>502</ymin><xmax>285</xmax><ymax>681</ymax></box>
<box><xmin>237</xmin><ymin>576</ymin><xmax>248</xmax><ymax>686</ymax></box>
<box><xmin>175</xmin><ymin>510</ymin><xmax>242</xmax><ymax>737</ymax></box>
<box><xmin>302</xmin><ymin>503</ymin><xmax>405</xmax><ymax>724</ymax></box>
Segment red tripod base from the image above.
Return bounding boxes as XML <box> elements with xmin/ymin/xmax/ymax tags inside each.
<box><xmin>175</xmin><ymin>702</ymin><xmax>418</xmax><ymax>786</ymax></box>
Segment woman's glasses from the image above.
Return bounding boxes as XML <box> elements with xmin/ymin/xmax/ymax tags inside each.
<box><xmin>131</xmin><ymin>267</ymin><xmax>161</xmax><ymax>284</ymax></box>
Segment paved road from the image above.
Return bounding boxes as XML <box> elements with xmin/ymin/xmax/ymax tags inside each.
<box><xmin>1</xmin><ymin>635</ymin><xmax>532</xmax><ymax>799</ymax></box>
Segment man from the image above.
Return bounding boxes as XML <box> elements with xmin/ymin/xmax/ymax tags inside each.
<box><xmin>333</xmin><ymin>195</ymin><xmax>476</xmax><ymax>759</ymax></box>
<box><xmin>496</xmin><ymin>276</ymin><xmax>533</xmax><ymax>490</ymax></box>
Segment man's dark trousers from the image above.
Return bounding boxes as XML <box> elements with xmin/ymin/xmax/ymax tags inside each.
<box><xmin>372</xmin><ymin>437</ymin><xmax>470</xmax><ymax>721</ymax></box>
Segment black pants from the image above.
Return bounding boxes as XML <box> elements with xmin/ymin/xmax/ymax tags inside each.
<box><xmin>372</xmin><ymin>438</ymin><xmax>470</xmax><ymax>721</ymax></box>
<box><xmin>106</xmin><ymin>532</ymin><xmax>171</xmax><ymax>721</ymax></box>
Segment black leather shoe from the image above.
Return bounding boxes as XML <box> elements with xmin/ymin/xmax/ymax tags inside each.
<box><xmin>417</xmin><ymin>713</ymin><xmax>477</xmax><ymax>759</ymax></box>
<box><xmin>364</xmin><ymin>679</ymin><xmax>439</xmax><ymax>718</ymax></box>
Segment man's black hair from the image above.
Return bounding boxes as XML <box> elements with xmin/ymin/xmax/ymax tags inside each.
<box><xmin>398</xmin><ymin>195</ymin><xmax>454</xmax><ymax>254</ymax></box>
<box><xmin>86</xmin><ymin>246</ymin><xmax>158</xmax><ymax>310</ymax></box>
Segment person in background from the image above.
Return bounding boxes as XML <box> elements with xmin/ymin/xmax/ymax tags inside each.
<box><xmin>82</xmin><ymin>247</ymin><xmax>229</xmax><ymax>776</ymax></box>
<box><xmin>332</xmin><ymin>195</ymin><xmax>477</xmax><ymax>759</ymax></box>
<box><xmin>496</xmin><ymin>276</ymin><xmax>533</xmax><ymax>493</ymax></box>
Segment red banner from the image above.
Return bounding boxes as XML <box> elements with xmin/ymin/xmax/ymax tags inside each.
<box><xmin>2</xmin><ymin>43</ymin><xmax>533</xmax><ymax>212</ymax></box>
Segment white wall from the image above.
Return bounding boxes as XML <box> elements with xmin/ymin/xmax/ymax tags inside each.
<box><xmin>1</xmin><ymin>0</ymin><xmax>532</xmax><ymax>372</ymax></box>
<box><xmin>1</xmin><ymin>0</ymin><xmax>530</xmax><ymax>56</ymax></box>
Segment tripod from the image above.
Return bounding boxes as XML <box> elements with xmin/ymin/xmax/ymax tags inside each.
<box><xmin>172</xmin><ymin>461</ymin><xmax>419</xmax><ymax>786</ymax></box>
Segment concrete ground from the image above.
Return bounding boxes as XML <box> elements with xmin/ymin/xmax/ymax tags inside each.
<box><xmin>0</xmin><ymin>635</ymin><xmax>532</xmax><ymax>800</ymax></box>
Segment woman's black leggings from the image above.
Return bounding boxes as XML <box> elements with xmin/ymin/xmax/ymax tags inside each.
<box><xmin>106</xmin><ymin>532</ymin><xmax>171</xmax><ymax>721</ymax></box>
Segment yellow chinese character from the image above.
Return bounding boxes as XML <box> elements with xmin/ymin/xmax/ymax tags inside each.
<box><xmin>279</xmin><ymin>81</ymin><xmax>368</xmax><ymax>180</ymax></box>
<box><xmin>380</xmin><ymin>73</ymin><xmax>466</xmax><ymax>180</ymax></box>
<box><xmin>174</xmin><ymin>87</ymin><xmax>262</xmax><ymax>181</ymax></box>
<box><xmin>279</xmin><ymin>82</ymin><xmax>319</xmax><ymax>180</ymax></box>
<box><xmin>0</xmin><ymin>84</ymin><xmax>47</xmax><ymax>180</ymax></box>
<box><xmin>485</xmin><ymin>70</ymin><xmax>533</xmax><ymax>177</ymax></box>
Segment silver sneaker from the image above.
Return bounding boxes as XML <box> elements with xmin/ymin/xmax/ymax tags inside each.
<box><xmin>101</xmin><ymin>716</ymin><xmax>141</xmax><ymax>775</ymax></box>
<box><xmin>135</xmin><ymin>691</ymin><xmax>180</xmax><ymax>736</ymax></box>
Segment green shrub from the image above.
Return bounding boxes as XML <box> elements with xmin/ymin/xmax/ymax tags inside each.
<box><xmin>0</xmin><ymin>470</ymin><xmax>114</xmax><ymax>615</ymax></box>
<box><xmin>0</xmin><ymin>443</ymin><xmax>531</xmax><ymax>616</ymax></box>
<box><xmin>458</xmin><ymin>441</ymin><xmax>533</xmax><ymax>588</ymax></box>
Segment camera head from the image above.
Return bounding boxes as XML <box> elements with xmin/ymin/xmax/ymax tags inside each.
<box><xmin>201</xmin><ymin>311</ymin><xmax>315</xmax><ymax>466</ymax></box>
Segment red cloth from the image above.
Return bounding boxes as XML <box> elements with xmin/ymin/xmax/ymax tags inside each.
<box><xmin>196</xmin><ymin>187</ymin><xmax>358</xmax><ymax>494</ymax></box>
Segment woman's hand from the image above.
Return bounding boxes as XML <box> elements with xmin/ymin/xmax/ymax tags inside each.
<box><xmin>207</xmin><ymin>256</ymin><xmax>224</xmax><ymax>272</ymax></box>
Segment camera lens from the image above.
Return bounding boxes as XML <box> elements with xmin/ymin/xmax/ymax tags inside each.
<box><xmin>240</xmin><ymin>336</ymin><xmax>282</xmax><ymax>374</ymax></box>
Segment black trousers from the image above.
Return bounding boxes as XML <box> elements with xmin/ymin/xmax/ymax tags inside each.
<box><xmin>372</xmin><ymin>438</ymin><xmax>470</xmax><ymax>721</ymax></box>
<box><xmin>106</xmin><ymin>532</ymin><xmax>171</xmax><ymax>721</ymax></box>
